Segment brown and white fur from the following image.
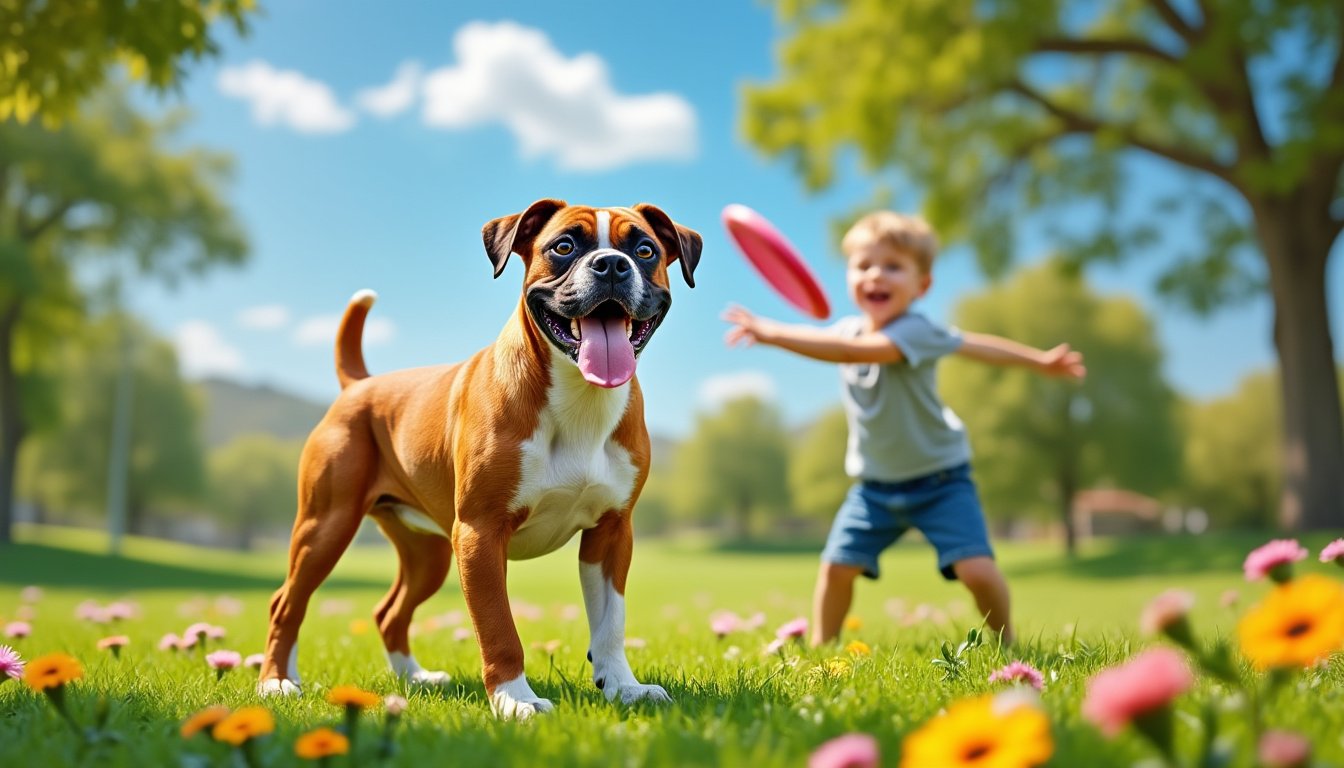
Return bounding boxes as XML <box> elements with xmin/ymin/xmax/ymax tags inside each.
<box><xmin>257</xmin><ymin>199</ymin><xmax>701</xmax><ymax>718</ymax></box>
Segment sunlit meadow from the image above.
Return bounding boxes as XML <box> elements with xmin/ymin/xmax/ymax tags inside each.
<box><xmin>2</xmin><ymin>525</ymin><xmax>1343</xmax><ymax>767</ymax></box>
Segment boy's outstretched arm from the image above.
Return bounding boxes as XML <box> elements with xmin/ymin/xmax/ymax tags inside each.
<box><xmin>721</xmin><ymin>305</ymin><xmax>903</xmax><ymax>364</ymax></box>
<box><xmin>956</xmin><ymin>332</ymin><xmax>1087</xmax><ymax>379</ymax></box>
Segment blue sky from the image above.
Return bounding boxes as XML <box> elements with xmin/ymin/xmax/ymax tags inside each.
<box><xmin>125</xmin><ymin>0</ymin><xmax>1342</xmax><ymax>438</ymax></box>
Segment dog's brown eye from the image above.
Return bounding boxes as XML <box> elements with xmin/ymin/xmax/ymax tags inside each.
<box><xmin>553</xmin><ymin>239</ymin><xmax>575</xmax><ymax>256</ymax></box>
<box><xmin>634</xmin><ymin>241</ymin><xmax>655</xmax><ymax>259</ymax></box>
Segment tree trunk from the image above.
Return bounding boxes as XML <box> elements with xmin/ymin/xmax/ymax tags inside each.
<box><xmin>1256</xmin><ymin>202</ymin><xmax>1344</xmax><ymax>531</ymax></box>
<box><xmin>0</xmin><ymin>301</ymin><xmax>25</xmax><ymax>546</ymax></box>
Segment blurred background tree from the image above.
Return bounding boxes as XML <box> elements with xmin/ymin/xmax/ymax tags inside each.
<box><xmin>208</xmin><ymin>434</ymin><xmax>302</xmax><ymax>550</ymax></box>
<box><xmin>18</xmin><ymin>314</ymin><xmax>205</xmax><ymax>533</ymax></box>
<box><xmin>744</xmin><ymin>0</ymin><xmax>1343</xmax><ymax>530</ymax></box>
<box><xmin>787</xmin><ymin>405</ymin><xmax>848</xmax><ymax>525</ymax></box>
<box><xmin>941</xmin><ymin>260</ymin><xmax>1182</xmax><ymax>554</ymax></box>
<box><xmin>670</xmin><ymin>395</ymin><xmax>790</xmax><ymax>541</ymax></box>
<box><xmin>0</xmin><ymin>89</ymin><xmax>248</xmax><ymax>545</ymax></box>
<box><xmin>0</xmin><ymin>0</ymin><xmax>256</xmax><ymax>123</ymax></box>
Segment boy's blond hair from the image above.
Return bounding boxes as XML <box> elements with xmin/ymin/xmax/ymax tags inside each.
<box><xmin>841</xmin><ymin>212</ymin><xmax>939</xmax><ymax>274</ymax></box>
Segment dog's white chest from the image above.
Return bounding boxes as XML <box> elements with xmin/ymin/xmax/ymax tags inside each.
<box><xmin>507</xmin><ymin>364</ymin><xmax>637</xmax><ymax>560</ymax></box>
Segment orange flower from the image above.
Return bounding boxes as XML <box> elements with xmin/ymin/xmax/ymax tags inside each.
<box><xmin>211</xmin><ymin>706</ymin><xmax>275</xmax><ymax>746</ymax></box>
<box><xmin>1239</xmin><ymin>574</ymin><xmax>1344</xmax><ymax>669</ymax></box>
<box><xmin>327</xmin><ymin>684</ymin><xmax>379</xmax><ymax>709</ymax></box>
<box><xmin>180</xmin><ymin>706</ymin><xmax>231</xmax><ymax>739</ymax></box>
<box><xmin>22</xmin><ymin>653</ymin><xmax>83</xmax><ymax>692</ymax></box>
<box><xmin>295</xmin><ymin>727</ymin><xmax>350</xmax><ymax>759</ymax></box>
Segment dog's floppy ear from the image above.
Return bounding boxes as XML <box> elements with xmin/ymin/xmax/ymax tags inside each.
<box><xmin>482</xmin><ymin>198</ymin><xmax>567</xmax><ymax>278</ymax></box>
<box><xmin>633</xmin><ymin>203</ymin><xmax>702</xmax><ymax>288</ymax></box>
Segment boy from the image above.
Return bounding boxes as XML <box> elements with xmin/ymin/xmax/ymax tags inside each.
<box><xmin>722</xmin><ymin>211</ymin><xmax>1085</xmax><ymax>645</ymax></box>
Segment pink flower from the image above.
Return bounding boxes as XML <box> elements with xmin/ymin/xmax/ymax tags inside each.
<box><xmin>1220</xmin><ymin>589</ymin><xmax>1240</xmax><ymax>609</ymax></box>
<box><xmin>1258</xmin><ymin>730</ymin><xmax>1311</xmax><ymax>768</ymax></box>
<box><xmin>3</xmin><ymin>621</ymin><xmax>30</xmax><ymax>638</ymax></box>
<box><xmin>1139</xmin><ymin>589</ymin><xmax>1196</xmax><ymax>643</ymax></box>
<box><xmin>97</xmin><ymin>635</ymin><xmax>129</xmax><ymax>651</ymax></box>
<box><xmin>384</xmin><ymin>694</ymin><xmax>408</xmax><ymax>717</ymax></box>
<box><xmin>1244</xmin><ymin>539</ymin><xmax>1308</xmax><ymax>582</ymax></box>
<box><xmin>710</xmin><ymin>611</ymin><xmax>741</xmax><ymax>638</ymax></box>
<box><xmin>183</xmin><ymin>622</ymin><xmax>213</xmax><ymax>642</ymax></box>
<box><xmin>808</xmin><ymin>733</ymin><xmax>880</xmax><ymax>768</ymax></box>
<box><xmin>105</xmin><ymin>601</ymin><xmax>136</xmax><ymax>621</ymax></box>
<box><xmin>0</xmin><ymin>645</ymin><xmax>23</xmax><ymax>681</ymax></box>
<box><xmin>1320</xmin><ymin>538</ymin><xmax>1344</xmax><ymax>565</ymax></box>
<box><xmin>1082</xmin><ymin>648</ymin><xmax>1194</xmax><ymax>737</ymax></box>
<box><xmin>75</xmin><ymin>600</ymin><xmax>106</xmax><ymax>622</ymax></box>
<box><xmin>452</xmin><ymin>627</ymin><xmax>473</xmax><ymax>642</ymax></box>
<box><xmin>988</xmin><ymin>660</ymin><xmax>1045</xmax><ymax>690</ymax></box>
<box><xmin>206</xmin><ymin>650</ymin><xmax>242</xmax><ymax>670</ymax></box>
<box><xmin>205</xmin><ymin>625</ymin><xmax>227</xmax><ymax>640</ymax></box>
<box><xmin>19</xmin><ymin>586</ymin><xmax>42</xmax><ymax>604</ymax></box>
<box><xmin>244</xmin><ymin>653</ymin><xmax>265</xmax><ymax>669</ymax></box>
<box><xmin>742</xmin><ymin>612</ymin><xmax>767</xmax><ymax>630</ymax></box>
<box><xmin>158</xmin><ymin>633</ymin><xmax>182</xmax><ymax>651</ymax></box>
<box><xmin>775</xmin><ymin>617</ymin><xmax>809</xmax><ymax>641</ymax></box>
<box><xmin>764</xmin><ymin>637</ymin><xmax>787</xmax><ymax>655</ymax></box>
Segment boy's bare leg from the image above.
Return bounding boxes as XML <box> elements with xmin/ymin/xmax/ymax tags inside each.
<box><xmin>952</xmin><ymin>556</ymin><xmax>1014</xmax><ymax>645</ymax></box>
<box><xmin>811</xmin><ymin>562</ymin><xmax>864</xmax><ymax>646</ymax></box>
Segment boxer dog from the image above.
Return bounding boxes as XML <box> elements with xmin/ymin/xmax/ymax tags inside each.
<box><xmin>258</xmin><ymin>199</ymin><xmax>701</xmax><ymax>718</ymax></box>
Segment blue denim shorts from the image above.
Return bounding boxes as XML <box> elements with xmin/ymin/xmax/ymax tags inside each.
<box><xmin>820</xmin><ymin>463</ymin><xmax>994</xmax><ymax>581</ymax></box>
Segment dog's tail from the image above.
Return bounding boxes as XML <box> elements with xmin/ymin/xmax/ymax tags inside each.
<box><xmin>335</xmin><ymin>289</ymin><xmax>378</xmax><ymax>390</ymax></box>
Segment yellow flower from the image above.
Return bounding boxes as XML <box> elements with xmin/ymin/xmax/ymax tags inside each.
<box><xmin>327</xmin><ymin>684</ymin><xmax>380</xmax><ymax>709</ymax></box>
<box><xmin>844</xmin><ymin>616</ymin><xmax>864</xmax><ymax>632</ymax></box>
<box><xmin>845</xmin><ymin>640</ymin><xmax>872</xmax><ymax>657</ymax></box>
<box><xmin>1238</xmin><ymin>573</ymin><xmax>1344</xmax><ymax>669</ymax></box>
<box><xmin>295</xmin><ymin>727</ymin><xmax>350</xmax><ymax>759</ymax></box>
<box><xmin>180</xmin><ymin>705</ymin><xmax>231</xmax><ymax>739</ymax></box>
<box><xmin>900</xmin><ymin>694</ymin><xmax>1053</xmax><ymax>768</ymax></box>
<box><xmin>348</xmin><ymin>619</ymin><xmax>370</xmax><ymax>636</ymax></box>
<box><xmin>22</xmin><ymin>653</ymin><xmax>83</xmax><ymax>692</ymax></box>
<box><xmin>211</xmin><ymin>706</ymin><xmax>275</xmax><ymax>746</ymax></box>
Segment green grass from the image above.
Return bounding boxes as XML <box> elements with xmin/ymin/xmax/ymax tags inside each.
<box><xmin>1</xmin><ymin>524</ymin><xmax>1342</xmax><ymax>767</ymax></box>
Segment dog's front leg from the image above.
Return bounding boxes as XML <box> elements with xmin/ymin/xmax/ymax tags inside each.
<box><xmin>578</xmin><ymin>512</ymin><xmax>671</xmax><ymax>705</ymax></box>
<box><xmin>453</xmin><ymin>516</ymin><xmax>552</xmax><ymax>719</ymax></box>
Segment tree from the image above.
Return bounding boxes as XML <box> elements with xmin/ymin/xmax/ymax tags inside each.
<box><xmin>788</xmin><ymin>405</ymin><xmax>850</xmax><ymax>524</ymax></box>
<box><xmin>1181</xmin><ymin>372</ymin><xmax>1280</xmax><ymax>529</ymax></box>
<box><xmin>744</xmin><ymin>0</ymin><xmax>1343</xmax><ymax>530</ymax></box>
<box><xmin>208</xmin><ymin>434</ymin><xmax>302</xmax><ymax>550</ymax></box>
<box><xmin>670</xmin><ymin>396</ymin><xmax>790</xmax><ymax>541</ymax></box>
<box><xmin>0</xmin><ymin>90</ymin><xmax>247</xmax><ymax>544</ymax></box>
<box><xmin>939</xmin><ymin>260</ymin><xmax>1183</xmax><ymax>554</ymax></box>
<box><xmin>19</xmin><ymin>313</ymin><xmax>206</xmax><ymax>531</ymax></box>
<box><xmin>1</xmin><ymin>0</ymin><xmax>256</xmax><ymax>123</ymax></box>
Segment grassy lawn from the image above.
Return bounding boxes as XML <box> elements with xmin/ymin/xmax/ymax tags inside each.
<box><xmin>1</xmin><ymin>524</ymin><xmax>1342</xmax><ymax>766</ymax></box>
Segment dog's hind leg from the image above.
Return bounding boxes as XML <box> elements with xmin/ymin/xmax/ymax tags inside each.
<box><xmin>372</xmin><ymin>509</ymin><xmax>453</xmax><ymax>685</ymax></box>
<box><xmin>259</xmin><ymin>454</ymin><xmax>368</xmax><ymax>696</ymax></box>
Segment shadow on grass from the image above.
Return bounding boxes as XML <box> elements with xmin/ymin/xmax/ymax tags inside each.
<box><xmin>0</xmin><ymin>542</ymin><xmax>383</xmax><ymax>591</ymax></box>
<box><xmin>1002</xmin><ymin>531</ymin><xmax>1280</xmax><ymax>580</ymax></box>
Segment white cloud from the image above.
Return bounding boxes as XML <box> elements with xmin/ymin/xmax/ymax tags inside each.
<box><xmin>236</xmin><ymin>304</ymin><xmax>290</xmax><ymax>330</ymax></box>
<box><xmin>175</xmin><ymin>321</ymin><xmax>244</xmax><ymax>378</ymax></box>
<box><xmin>421</xmin><ymin>21</ymin><xmax>697</xmax><ymax>171</ymax></box>
<box><xmin>294</xmin><ymin>314</ymin><xmax>396</xmax><ymax>347</ymax></box>
<box><xmin>217</xmin><ymin>60</ymin><xmax>356</xmax><ymax>134</ymax></box>
<box><xmin>698</xmin><ymin>371</ymin><xmax>777</xmax><ymax>409</ymax></box>
<box><xmin>356</xmin><ymin>61</ymin><xmax>422</xmax><ymax>118</ymax></box>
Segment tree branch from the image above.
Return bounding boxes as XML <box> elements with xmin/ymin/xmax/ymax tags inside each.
<box><xmin>1144</xmin><ymin>0</ymin><xmax>1196</xmax><ymax>41</ymax></box>
<box><xmin>1007</xmin><ymin>79</ymin><xmax>1240</xmax><ymax>190</ymax></box>
<box><xmin>1033</xmin><ymin>37</ymin><xmax>1181</xmax><ymax>65</ymax></box>
<box><xmin>18</xmin><ymin>200</ymin><xmax>73</xmax><ymax>242</ymax></box>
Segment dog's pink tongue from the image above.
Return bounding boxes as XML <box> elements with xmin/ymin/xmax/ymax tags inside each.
<box><xmin>577</xmin><ymin>315</ymin><xmax>636</xmax><ymax>388</ymax></box>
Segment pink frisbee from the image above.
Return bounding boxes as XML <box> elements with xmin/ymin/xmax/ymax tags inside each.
<box><xmin>721</xmin><ymin>203</ymin><xmax>831</xmax><ymax>320</ymax></box>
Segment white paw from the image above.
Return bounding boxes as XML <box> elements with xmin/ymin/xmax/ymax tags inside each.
<box><xmin>606</xmin><ymin>682</ymin><xmax>672</xmax><ymax>705</ymax></box>
<box><xmin>406</xmin><ymin>669</ymin><xmax>451</xmax><ymax>686</ymax></box>
<box><xmin>491</xmin><ymin>693</ymin><xmax>554</xmax><ymax>720</ymax></box>
<box><xmin>258</xmin><ymin>678</ymin><xmax>302</xmax><ymax>697</ymax></box>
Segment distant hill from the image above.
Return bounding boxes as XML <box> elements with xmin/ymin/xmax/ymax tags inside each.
<box><xmin>197</xmin><ymin>378</ymin><xmax>329</xmax><ymax>449</ymax></box>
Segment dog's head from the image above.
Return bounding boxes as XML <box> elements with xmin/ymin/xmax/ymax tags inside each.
<box><xmin>482</xmin><ymin>199</ymin><xmax>702</xmax><ymax>388</ymax></box>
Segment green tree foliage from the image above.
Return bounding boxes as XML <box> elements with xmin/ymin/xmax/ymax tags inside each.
<box><xmin>208</xmin><ymin>434</ymin><xmax>302</xmax><ymax>550</ymax></box>
<box><xmin>1182</xmin><ymin>372</ymin><xmax>1280</xmax><ymax>529</ymax></box>
<box><xmin>744</xmin><ymin>0</ymin><xmax>1344</xmax><ymax>530</ymax></box>
<box><xmin>940</xmin><ymin>260</ymin><xmax>1182</xmax><ymax>553</ymax></box>
<box><xmin>0</xmin><ymin>0</ymin><xmax>256</xmax><ymax>123</ymax></box>
<box><xmin>787</xmin><ymin>405</ymin><xmax>849</xmax><ymax>523</ymax></box>
<box><xmin>0</xmin><ymin>89</ymin><xmax>247</xmax><ymax>544</ymax></box>
<box><xmin>19</xmin><ymin>313</ymin><xmax>205</xmax><ymax>531</ymax></box>
<box><xmin>670</xmin><ymin>396</ymin><xmax>790</xmax><ymax>541</ymax></box>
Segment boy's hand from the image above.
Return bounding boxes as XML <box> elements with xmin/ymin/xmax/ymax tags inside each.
<box><xmin>1039</xmin><ymin>344</ymin><xmax>1086</xmax><ymax>379</ymax></box>
<box><xmin>721</xmin><ymin>305</ymin><xmax>779</xmax><ymax>347</ymax></box>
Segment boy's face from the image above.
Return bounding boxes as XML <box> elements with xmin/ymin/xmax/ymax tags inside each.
<box><xmin>845</xmin><ymin>242</ymin><xmax>931</xmax><ymax>328</ymax></box>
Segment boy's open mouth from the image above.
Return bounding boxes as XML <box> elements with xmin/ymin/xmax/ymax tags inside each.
<box><xmin>865</xmin><ymin>291</ymin><xmax>891</xmax><ymax>303</ymax></box>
